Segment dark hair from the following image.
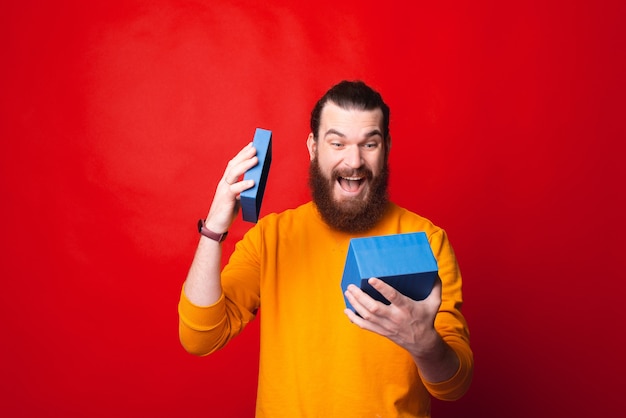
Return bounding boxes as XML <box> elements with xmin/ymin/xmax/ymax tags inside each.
<box><xmin>309</xmin><ymin>80</ymin><xmax>390</xmax><ymax>141</ymax></box>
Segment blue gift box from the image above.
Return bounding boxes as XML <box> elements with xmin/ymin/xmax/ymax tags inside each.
<box><xmin>341</xmin><ymin>232</ymin><xmax>438</xmax><ymax>311</ymax></box>
<box><xmin>241</xmin><ymin>128</ymin><xmax>272</xmax><ymax>223</ymax></box>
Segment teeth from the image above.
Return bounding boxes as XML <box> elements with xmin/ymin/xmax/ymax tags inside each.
<box><xmin>342</xmin><ymin>177</ymin><xmax>362</xmax><ymax>181</ymax></box>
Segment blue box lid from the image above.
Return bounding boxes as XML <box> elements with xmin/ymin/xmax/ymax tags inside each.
<box><xmin>241</xmin><ymin>128</ymin><xmax>272</xmax><ymax>223</ymax></box>
<box><xmin>341</xmin><ymin>232</ymin><xmax>438</xmax><ymax>311</ymax></box>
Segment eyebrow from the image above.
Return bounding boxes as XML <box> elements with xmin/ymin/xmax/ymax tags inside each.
<box><xmin>323</xmin><ymin>128</ymin><xmax>383</xmax><ymax>139</ymax></box>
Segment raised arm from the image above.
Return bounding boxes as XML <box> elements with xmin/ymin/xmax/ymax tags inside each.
<box><xmin>183</xmin><ymin>142</ymin><xmax>258</xmax><ymax>307</ymax></box>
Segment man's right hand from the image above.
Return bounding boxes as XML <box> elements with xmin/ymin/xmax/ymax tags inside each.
<box><xmin>203</xmin><ymin>142</ymin><xmax>259</xmax><ymax>234</ymax></box>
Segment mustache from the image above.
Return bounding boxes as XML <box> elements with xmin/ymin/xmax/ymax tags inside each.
<box><xmin>332</xmin><ymin>167</ymin><xmax>373</xmax><ymax>180</ymax></box>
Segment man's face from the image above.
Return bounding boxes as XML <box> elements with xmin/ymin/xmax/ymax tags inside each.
<box><xmin>307</xmin><ymin>102</ymin><xmax>389</xmax><ymax>232</ymax></box>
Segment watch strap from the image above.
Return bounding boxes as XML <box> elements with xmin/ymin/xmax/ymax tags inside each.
<box><xmin>197</xmin><ymin>219</ymin><xmax>228</xmax><ymax>242</ymax></box>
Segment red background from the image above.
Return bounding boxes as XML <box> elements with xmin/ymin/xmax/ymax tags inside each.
<box><xmin>2</xmin><ymin>1</ymin><xmax>624</xmax><ymax>417</ymax></box>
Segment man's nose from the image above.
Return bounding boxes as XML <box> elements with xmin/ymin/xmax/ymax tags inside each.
<box><xmin>343</xmin><ymin>145</ymin><xmax>363</xmax><ymax>169</ymax></box>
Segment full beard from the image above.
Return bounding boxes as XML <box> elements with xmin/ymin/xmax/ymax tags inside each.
<box><xmin>308</xmin><ymin>158</ymin><xmax>389</xmax><ymax>233</ymax></box>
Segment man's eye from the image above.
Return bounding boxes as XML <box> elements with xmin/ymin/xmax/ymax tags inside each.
<box><xmin>331</xmin><ymin>142</ymin><xmax>343</xmax><ymax>148</ymax></box>
<box><xmin>363</xmin><ymin>143</ymin><xmax>378</xmax><ymax>149</ymax></box>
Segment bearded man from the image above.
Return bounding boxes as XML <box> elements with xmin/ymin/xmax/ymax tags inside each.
<box><xmin>178</xmin><ymin>80</ymin><xmax>473</xmax><ymax>418</ymax></box>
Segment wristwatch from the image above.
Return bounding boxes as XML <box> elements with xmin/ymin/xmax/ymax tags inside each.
<box><xmin>197</xmin><ymin>219</ymin><xmax>228</xmax><ymax>242</ymax></box>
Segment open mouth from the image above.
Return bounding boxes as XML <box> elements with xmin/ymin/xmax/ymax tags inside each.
<box><xmin>337</xmin><ymin>176</ymin><xmax>365</xmax><ymax>193</ymax></box>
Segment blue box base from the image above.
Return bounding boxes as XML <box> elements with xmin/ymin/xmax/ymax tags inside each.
<box><xmin>341</xmin><ymin>232</ymin><xmax>438</xmax><ymax>311</ymax></box>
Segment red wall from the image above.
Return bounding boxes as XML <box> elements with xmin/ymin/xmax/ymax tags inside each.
<box><xmin>2</xmin><ymin>1</ymin><xmax>624</xmax><ymax>417</ymax></box>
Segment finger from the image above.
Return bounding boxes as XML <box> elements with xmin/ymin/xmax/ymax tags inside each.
<box><xmin>345</xmin><ymin>284</ymin><xmax>385</xmax><ymax>320</ymax></box>
<box><xmin>344</xmin><ymin>285</ymin><xmax>370</xmax><ymax>318</ymax></box>
<box><xmin>344</xmin><ymin>307</ymin><xmax>373</xmax><ymax>328</ymax></box>
<box><xmin>223</xmin><ymin>143</ymin><xmax>258</xmax><ymax>185</ymax></box>
<box><xmin>223</xmin><ymin>157</ymin><xmax>258</xmax><ymax>186</ymax></box>
<box><xmin>419</xmin><ymin>276</ymin><xmax>442</xmax><ymax>316</ymax></box>
<box><xmin>367</xmin><ymin>277</ymin><xmax>405</xmax><ymax>306</ymax></box>
<box><xmin>232</xmin><ymin>141</ymin><xmax>255</xmax><ymax>161</ymax></box>
<box><xmin>424</xmin><ymin>275</ymin><xmax>442</xmax><ymax>303</ymax></box>
<box><xmin>228</xmin><ymin>178</ymin><xmax>255</xmax><ymax>194</ymax></box>
<box><xmin>344</xmin><ymin>285</ymin><xmax>367</xmax><ymax>312</ymax></box>
<box><xmin>344</xmin><ymin>308</ymin><xmax>361</xmax><ymax>324</ymax></box>
<box><xmin>343</xmin><ymin>307</ymin><xmax>389</xmax><ymax>337</ymax></box>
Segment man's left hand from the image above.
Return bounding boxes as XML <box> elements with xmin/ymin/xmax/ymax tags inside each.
<box><xmin>344</xmin><ymin>276</ymin><xmax>443</xmax><ymax>357</ymax></box>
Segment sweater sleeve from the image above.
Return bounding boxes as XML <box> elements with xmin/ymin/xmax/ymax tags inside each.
<box><xmin>178</xmin><ymin>226</ymin><xmax>262</xmax><ymax>356</ymax></box>
<box><xmin>422</xmin><ymin>228</ymin><xmax>474</xmax><ymax>400</ymax></box>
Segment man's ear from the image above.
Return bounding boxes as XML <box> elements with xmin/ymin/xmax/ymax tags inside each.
<box><xmin>306</xmin><ymin>133</ymin><xmax>317</xmax><ymax>161</ymax></box>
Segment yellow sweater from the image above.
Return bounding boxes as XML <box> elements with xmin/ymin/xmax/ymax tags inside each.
<box><xmin>179</xmin><ymin>202</ymin><xmax>473</xmax><ymax>417</ymax></box>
